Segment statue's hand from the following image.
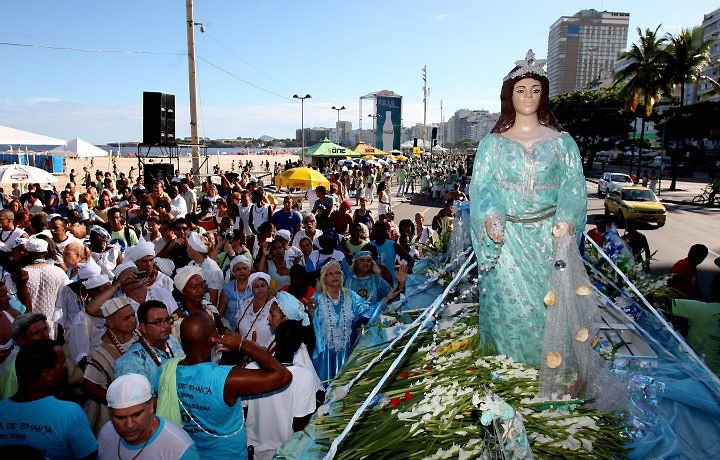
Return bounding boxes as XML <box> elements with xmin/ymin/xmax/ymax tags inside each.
<box><xmin>485</xmin><ymin>215</ymin><xmax>504</xmax><ymax>243</ymax></box>
<box><xmin>552</xmin><ymin>221</ymin><xmax>575</xmax><ymax>238</ymax></box>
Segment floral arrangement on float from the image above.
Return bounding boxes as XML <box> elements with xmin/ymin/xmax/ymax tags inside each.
<box><xmin>310</xmin><ymin>306</ymin><xmax>627</xmax><ymax>459</ymax></box>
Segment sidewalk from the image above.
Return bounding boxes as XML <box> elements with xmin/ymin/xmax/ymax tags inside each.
<box><xmin>584</xmin><ymin>165</ymin><xmax>715</xmax><ymax>206</ymax></box>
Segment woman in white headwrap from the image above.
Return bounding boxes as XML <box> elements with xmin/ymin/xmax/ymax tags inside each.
<box><xmin>235</xmin><ymin>271</ymin><xmax>275</xmax><ymax>349</ymax></box>
<box><xmin>125</xmin><ymin>241</ymin><xmax>173</xmax><ymax>292</ymax></box>
<box><xmin>218</xmin><ymin>254</ymin><xmax>253</xmax><ymax>324</ymax></box>
<box><xmin>268</xmin><ymin>291</ymin><xmax>322</xmax><ymax>391</ymax></box>
<box><xmin>171</xmin><ymin>266</ymin><xmax>228</xmax><ymax>338</ymax></box>
<box><xmin>186</xmin><ymin>232</ymin><xmax>224</xmax><ymax>307</ymax></box>
<box><xmin>88</xmin><ymin>224</ymin><xmax>122</xmax><ymax>279</ymax></box>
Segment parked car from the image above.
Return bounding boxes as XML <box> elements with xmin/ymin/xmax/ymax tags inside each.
<box><xmin>604</xmin><ymin>185</ymin><xmax>666</xmax><ymax>227</ymax></box>
<box><xmin>597</xmin><ymin>172</ymin><xmax>634</xmax><ymax>196</ymax></box>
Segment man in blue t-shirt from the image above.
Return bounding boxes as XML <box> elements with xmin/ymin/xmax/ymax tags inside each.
<box><xmin>271</xmin><ymin>196</ymin><xmax>303</xmax><ymax>236</ymax></box>
<box><xmin>155</xmin><ymin>312</ymin><xmax>292</xmax><ymax>459</ymax></box>
<box><xmin>0</xmin><ymin>340</ymin><xmax>97</xmax><ymax>460</ymax></box>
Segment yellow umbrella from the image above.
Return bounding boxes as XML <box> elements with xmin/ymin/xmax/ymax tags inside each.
<box><xmin>392</xmin><ymin>155</ymin><xmax>409</xmax><ymax>161</ymax></box>
<box><xmin>274</xmin><ymin>167</ymin><xmax>329</xmax><ymax>190</ymax></box>
<box><xmin>361</xmin><ymin>154</ymin><xmax>376</xmax><ymax>160</ymax></box>
<box><xmin>352</xmin><ymin>141</ymin><xmax>390</xmax><ymax>157</ymax></box>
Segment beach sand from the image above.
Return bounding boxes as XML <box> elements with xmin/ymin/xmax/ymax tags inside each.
<box><xmin>61</xmin><ymin>152</ymin><xmax>297</xmax><ymax>186</ymax></box>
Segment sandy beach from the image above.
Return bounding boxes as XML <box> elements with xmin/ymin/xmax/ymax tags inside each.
<box><xmin>61</xmin><ymin>152</ymin><xmax>297</xmax><ymax>186</ymax></box>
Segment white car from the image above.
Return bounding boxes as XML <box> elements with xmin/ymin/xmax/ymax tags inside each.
<box><xmin>597</xmin><ymin>172</ymin><xmax>634</xmax><ymax>196</ymax></box>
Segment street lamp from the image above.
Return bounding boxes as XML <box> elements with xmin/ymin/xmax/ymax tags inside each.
<box><xmin>368</xmin><ymin>113</ymin><xmax>378</xmax><ymax>147</ymax></box>
<box><xmin>331</xmin><ymin>105</ymin><xmax>346</xmax><ymax>145</ymax></box>
<box><xmin>293</xmin><ymin>94</ymin><xmax>312</xmax><ymax>164</ymax></box>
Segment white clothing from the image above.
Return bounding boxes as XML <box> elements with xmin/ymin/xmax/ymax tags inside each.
<box><xmin>294</xmin><ymin>343</ymin><xmax>323</xmax><ymax>391</ymax></box>
<box><xmin>0</xmin><ymin>227</ymin><xmax>28</xmax><ymax>245</ymax></box>
<box><xmin>55</xmin><ymin>284</ymin><xmax>105</xmax><ymax>364</ymax></box>
<box><xmin>126</xmin><ymin>286</ymin><xmax>180</xmax><ymax>316</ymax></box>
<box><xmin>414</xmin><ymin>226</ymin><xmax>435</xmax><ymax>245</ymax></box>
<box><xmin>235</xmin><ymin>297</ymin><xmax>275</xmax><ymax>349</ymax></box>
<box><xmin>90</xmin><ymin>245</ymin><xmax>121</xmax><ymax>279</ymax></box>
<box><xmin>98</xmin><ymin>417</ymin><xmax>197</xmax><ymax>460</ymax></box>
<box><xmin>170</xmin><ymin>194</ymin><xmax>188</xmax><ymax>218</ymax></box>
<box><xmin>189</xmin><ymin>257</ymin><xmax>224</xmax><ymax>302</ymax></box>
<box><xmin>54</xmin><ymin>234</ymin><xmax>82</xmax><ymax>258</ymax></box>
<box><xmin>25</xmin><ymin>262</ymin><xmax>69</xmax><ymax>339</ymax></box>
<box><xmin>245</xmin><ymin>363</ymin><xmax>316</xmax><ymax>460</ymax></box>
<box><xmin>181</xmin><ymin>189</ymin><xmax>197</xmax><ymax>214</ymax></box>
<box><xmin>291</xmin><ymin>229</ymin><xmax>323</xmax><ymax>249</ymax></box>
<box><xmin>236</xmin><ymin>204</ymin><xmax>252</xmax><ymax>234</ymax></box>
<box><xmin>150</xmin><ymin>271</ymin><xmax>175</xmax><ymax>292</ymax></box>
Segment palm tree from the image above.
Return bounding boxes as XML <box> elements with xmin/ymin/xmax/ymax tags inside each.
<box><xmin>663</xmin><ymin>27</ymin><xmax>713</xmax><ymax>189</ymax></box>
<box><xmin>612</xmin><ymin>26</ymin><xmax>670</xmax><ymax>179</ymax></box>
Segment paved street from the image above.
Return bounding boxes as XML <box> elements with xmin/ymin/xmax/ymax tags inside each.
<box><xmin>387</xmin><ymin>171</ymin><xmax>720</xmax><ymax>302</ymax></box>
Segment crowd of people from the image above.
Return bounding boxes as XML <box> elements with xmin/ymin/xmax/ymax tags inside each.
<box><xmin>0</xmin><ymin>157</ymin><xmax>456</xmax><ymax>459</ymax></box>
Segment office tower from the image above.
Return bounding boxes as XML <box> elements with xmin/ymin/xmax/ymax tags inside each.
<box><xmin>696</xmin><ymin>7</ymin><xmax>720</xmax><ymax>102</ymax></box>
<box><xmin>547</xmin><ymin>9</ymin><xmax>630</xmax><ymax>97</ymax></box>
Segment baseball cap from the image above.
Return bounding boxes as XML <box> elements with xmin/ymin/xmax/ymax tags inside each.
<box><xmin>106</xmin><ymin>373</ymin><xmax>152</xmax><ymax>409</ymax></box>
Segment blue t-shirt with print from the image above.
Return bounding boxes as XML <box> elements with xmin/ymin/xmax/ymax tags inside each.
<box><xmin>0</xmin><ymin>396</ymin><xmax>97</xmax><ymax>460</ymax></box>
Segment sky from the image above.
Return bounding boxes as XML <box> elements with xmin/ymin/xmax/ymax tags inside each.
<box><xmin>1</xmin><ymin>1</ymin><xmax>718</xmax><ymax>144</ymax></box>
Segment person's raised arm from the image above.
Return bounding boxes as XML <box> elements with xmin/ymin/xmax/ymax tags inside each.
<box><xmin>212</xmin><ymin>331</ymin><xmax>291</xmax><ymax>405</ymax></box>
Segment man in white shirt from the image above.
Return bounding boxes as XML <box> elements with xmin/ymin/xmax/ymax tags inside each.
<box><xmin>236</xmin><ymin>190</ymin><xmax>252</xmax><ymax>235</ymax></box>
<box><xmin>167</xmin><ymin>185</ymin><xmax>188</xmax><ymax>218</ymax></box>
<box><xmin>179</xmin><ymin>178</ymin><xmax>197</xmax><ymax>214</ymax></box>
<box><xmin>98</xmin><ymin>373</ymin><xmax>199</xmax><ymax>460</ymax></box>
<box><xmin>48</xmin><ymin>215</ymin><xmax>81</xmax><ymax>257</ymax></box>
<box><xmin>0</xmin><ymin>209</ymin><xmax>28</xmax><ymax>243</ymax></box>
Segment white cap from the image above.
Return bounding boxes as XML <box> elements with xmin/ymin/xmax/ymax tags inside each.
<box><xmin>101</xmin><ymin>296</ymin><xmax>131</xmax><ymax>318</ymax></box>
<box><xmin>125</xmin><ymin>241</ymin><xmax>155</xmax><ymax>262</ymax></box>
<box><xmin>26</xmin><ymin>237</ymin><xmax>49</xmax><ymax>253</ymax></box>
<box><xmin>106</xmin><ymin>373</ymin><xmax>152</xmax><ymax>409</ymax></box>
<box><xmin>114</xmin><ymin>261</ymin><xmax>137</xmax><ymax>277</ymax></box>
<box><xmin>77</xmin><ymin>258</ymin><xmax>102</xmax><ymax>280</ymax></box>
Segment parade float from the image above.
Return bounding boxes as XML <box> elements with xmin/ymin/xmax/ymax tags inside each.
<box><xmin>276</xmin><ymin>201</ymin><xmax>720</xmax><ymax>459</ymax></box>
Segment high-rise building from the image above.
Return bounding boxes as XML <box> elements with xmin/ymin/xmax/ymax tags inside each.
<box><xmin>547</xmin><ymin>9</ymin><xmax>630</xmax><ymax>97</ymax></box>
<box><xmin>695</xmin><ymin>7</ymin><xmax>720</xmax><ymax>102</ymax></box>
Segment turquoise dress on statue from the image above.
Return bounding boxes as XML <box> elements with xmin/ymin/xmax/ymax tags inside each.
<box><xmin>469</xmin><ymin>132</ymin><xmax>587</xmax><ymax>365</ymax></box>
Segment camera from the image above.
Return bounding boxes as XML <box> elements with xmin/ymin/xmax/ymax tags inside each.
<box><xmin>223</xmin><ymin>231</ymin><xmax>235</xmax><ymax>241</ymax></box>
<box><xmin>135</xmin><ymin>271</ymin><xmax>148</xmax><ymax>279</ymax></box>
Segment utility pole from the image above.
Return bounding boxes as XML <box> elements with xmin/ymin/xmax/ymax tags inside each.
<box><xmin>185</xmin><ymin>0</ymin><xmax>200</xmax><ymax>175</ymax></box>
<box><xmin>440</xmin><ymin>99</ymin><xmax>444</xmax><ymax>148</ymax></box>
<box><xmin>422</xmin><ymin>66</ymin><xmax>428</xmax><ymax>154</ymax></box>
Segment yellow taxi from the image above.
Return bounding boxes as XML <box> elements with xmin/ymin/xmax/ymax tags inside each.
<box><xmin>604</xmin><ymin>185</ymin><xmax>666</xmax><ymax>227</ymax></box>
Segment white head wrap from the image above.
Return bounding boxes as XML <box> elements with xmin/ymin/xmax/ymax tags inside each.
<box><xmin>274</xmin><ymin>291</ymin><xmax>310</xmax><ymax>326</ymax></box>
<box><xmin>77</xmin><ymin>257</ymin><xmax>102</xmax><ymax>280</ymax></box>
<box><xmin>248</xmin><ymin>271</ymin><xmax>271</xmax><ymax>288</ymax></box>
<box><xmin>82</xmin><ymin>274</ymin><xmax>110</xmax><ymax>290</ymax></box>
<box><xmin>187</xmin><ymin>232</ymin><xmax>209</xmax><ymax>254</ymax></box>
<box><xmin>125</xmin><ymin>241</ymin><xmax>155</xmax><ymax>262</ymax></box>
<box><xmin>114</xmin><ymin>261</ymin><xmax>137</xmax><ymax>277</ymax></box>
<box><xmin>229</xmin><ymin>254</ymin><xmax>252</xmax><ymax>272</ymax></box>
<box><xmin>274</xmin><ymin>229</ymin><xmax>291</xmax><ymax>242</ymax></box>
<box><xmin>174</xmin><ymin>265</ymin><xmax>203</xmax><ymax>291</ymax></box>
<box><xmin>154</xmin><ymin>257</ymin><xmax>175</xmax><ymax>277</ymax></box>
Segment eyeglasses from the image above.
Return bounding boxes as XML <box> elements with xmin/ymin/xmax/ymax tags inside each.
<box><xmin>144</xmin><ymin>317</ymin><xmax>174</xmax><ymax>327</ymax></box>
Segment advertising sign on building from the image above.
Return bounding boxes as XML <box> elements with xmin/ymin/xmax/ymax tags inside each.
<box><xmin>375</xmin><ymin>96</ymin><xmax>401</xmax><ymax>152</ymax></box>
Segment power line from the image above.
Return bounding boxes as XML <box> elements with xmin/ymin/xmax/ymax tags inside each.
<box><xmin>0</xmin><ymin>41</ymin><xmax>184</xmax><ymax>56</ymax></box>
<box><xmin>202</xmin><ymin>31</ymin><xmax>294</xmax><ymax>94</ymax></box>
<box><xmin>197</xmin><ymin>56</ymin><xmax>293</xmax><ymax>102</ymax></box>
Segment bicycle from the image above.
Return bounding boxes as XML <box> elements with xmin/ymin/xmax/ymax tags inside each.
<box><xmin>691</xmin><ymin>183</ymin><xmax>720</xmax><ymax>206</ymax></box>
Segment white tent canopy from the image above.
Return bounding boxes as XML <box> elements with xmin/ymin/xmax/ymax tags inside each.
<box><xmin>51</xmin><ymin>138</ymin><xmax>109</xmax><ymax>157</ymax></box>
<box><xmin>0</xmin><ymin>124</ymin><xmax>66</xmax><ymax>146</ymax></box>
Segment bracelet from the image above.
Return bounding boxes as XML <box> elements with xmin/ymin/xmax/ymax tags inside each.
<box><xmin>238</xmin><ymin>336</ymin><xmax>244</xmax><ymax>351</ymax></box>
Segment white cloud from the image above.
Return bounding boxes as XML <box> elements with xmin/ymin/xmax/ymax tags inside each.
<box><xmin>434</xmin><ymin>14</ymin><xmax>448</xmax><ymax>21</ymax></box>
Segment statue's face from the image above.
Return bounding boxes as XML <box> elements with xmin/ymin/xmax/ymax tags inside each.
<box><xmin>512</xmin><ymin>77</ymin><xmax>542</xmax><ymax>116</ymax></box>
